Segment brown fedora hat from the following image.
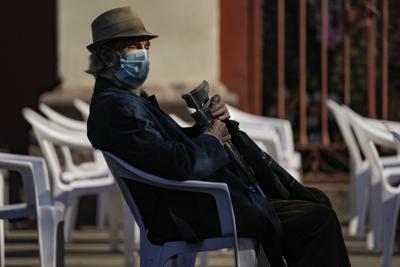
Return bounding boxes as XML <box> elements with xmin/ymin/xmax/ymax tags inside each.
<box><xmin>87</xmin><ymin>6</ymin><xmax>158</xmax><ymax>52</ymax></box>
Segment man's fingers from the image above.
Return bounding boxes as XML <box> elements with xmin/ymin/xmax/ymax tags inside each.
<box><xmin>212</xmin><ymin>108</ymin><xmax>230</xmax><ymax>121</ymax></box>
<box><xmin>210</xmin><ymin>106</ymin><xmax>226</xmax><ymax>116</ymax></box>
<box><xmin>218</xmin><ymin>113</ymin><xmax>231</xmax><ymax>121</ymax></box>
<box><xmin>209</xmin><ymin>101</ymin><xmax>224</xmax><ymax>112</ymax></box>
<box><xmin>210</xmin><ymin>94</ymin><xmax>221</xmax><ymax>105</ymax></box>
<box><xmin>204</xmin><ymin>119</ymin><xmax>231</xmax><ymax>143</ymax></box>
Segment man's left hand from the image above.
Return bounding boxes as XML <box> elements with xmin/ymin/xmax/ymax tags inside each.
<box><xmin>209</xmin><ymin>94</ymin><xmax>230</xmax><ymax>121</ymax></box>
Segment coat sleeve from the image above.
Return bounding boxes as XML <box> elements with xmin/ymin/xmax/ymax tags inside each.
<box><xmin>180</xmin><ymin>124</ymin><xmax>203</xmax><ymax>138</ymax></box>
<box><xmin>107</xmin><ymin>105</ymin><xmax>230</xmax><ymax>180</ymax></box>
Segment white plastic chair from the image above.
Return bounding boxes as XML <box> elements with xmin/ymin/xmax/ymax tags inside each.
<box><xmin>73</xmin><ymin>98</ymin><xmax>90</xmax><ymax>121</ymax></box>
<box><xmin>39</xmin><ymin>103</ymin><xmax>142</xmax><ymax>265</ymax></box>
<box><xmin>39</xmin><ymin>103</ymin><xmax>87</xmax><ymax>132</ymax></box>
<box><xmin>39</xmin><ymin>103</ymin><xmax>113</xmax><ymax>229</ymax></box>
<box><xmin>329</xmin><ymin>100</ymin><xmax>400</xmax><ymax>240</ymax></box>
<box><xmin>236</xmin><ymin>122</ymin><xmax>301</xmax><ymax>181</ymax></box>
<box><xmin>328</xmin><ymin>99</ymin><xmax>370</xmax><ymax>237</ymax></box>
<box><xmin>0</xmin><ymin>153</ymin><xmax>64</xmax><ymax>267</ymax></box>
<box><xmin>347</xmin><ymin>110</ymin><xmax>400</xmax><ymax>267</ymax></box>
<box><xmin>22</xmin><ymin>108</ymin><xmax>118</xmax><ymax>246</ymax></box>
<box><xmin>226</xmin><ymin>104</ymin><xmax>301</xmax><ymax>171</ymax></box>
<box><xmin>102</xmin><ymin>151</ymin><xmax>267</xmax><ymax>267</ymax></box>
<box><xmin>345</xmin><ymin>106</ymin><xmax>400</xmax><ymax>252</ymax></box>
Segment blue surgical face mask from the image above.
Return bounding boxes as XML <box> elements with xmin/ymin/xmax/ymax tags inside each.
<box><xmin>114</xmin><ymin>49</ymin><xmax>150</xmax><ymax>89</ymax></box>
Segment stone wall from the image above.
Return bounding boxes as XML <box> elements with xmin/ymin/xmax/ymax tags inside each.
<box><xmin>58</xmin><ymin>0</ymin><xmax>220</xmax><ymax>91</ymax></box>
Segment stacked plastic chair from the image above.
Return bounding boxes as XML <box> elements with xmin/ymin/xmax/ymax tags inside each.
<box><xmin>225</xmin><ymin>104</ymin><xmax>302</xmax><ymax>181</ymax></box>
<box><xmin>328</xmin><ymin>100</ymin><xmax>400</xmax><ymax>246</ymax></box>
<box><xmin>102</xmin><ymin>151</ymin><xmax>269</xmax><ymax>267</ymax></box>
<box><xmin>30</xmin><ymin>104</ymin><xmax>138</xmax><ymax>265</ymax></box>
<box><xmin>346</xmin><ymin>108</ymin><xmax>400</xmax><ymax>267</ymax></box>
<box><xmin>39</xmin><ymin>103</ymin><xmax>113</xmax><ymax>230</ymax></box>
<box><xmin>328</xmin><ymin>99</ymin><xmax>372</xmax><ymax>237</ymax></box>
<box><xmin>22</xmin><ymin>108</ymin><xmax>119</xmax><ymax>247</ymax></box>
<box><xmin>0</xmin><ymin>153</ymin><xmax>64</xmax><ymax>267</ymax></box>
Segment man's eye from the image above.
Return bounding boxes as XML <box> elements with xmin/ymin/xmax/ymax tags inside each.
<box><xmin>129</xmin><ymin>44</ymin><xmax>138</xmax><ymax>49</ymax></box>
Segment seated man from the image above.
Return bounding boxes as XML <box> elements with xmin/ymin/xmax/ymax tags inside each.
<box><xmin>86</xmin><ymin>7</ymin><xmax>351</xmax><ymax>267</ymax></box>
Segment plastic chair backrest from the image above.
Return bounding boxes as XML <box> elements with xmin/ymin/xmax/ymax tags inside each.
<box><xmin>39</xmin><ymin>103</ymin><xmax>105</xmax><ymax>172</ymax></box>
<box><xmin>243</xmin><ymin>124</ymin><xmax>284</xmax><ymax>163</ymax></box>
<box><xmin>327</xmin><ymin>100</ymin><xmax>364</xmax><ymax>168</ymax></box>
<box><xmin>226</xmin><ymin>104</ymin><xmax>295</xmax><ymax>156</ymax></box>
<box><xmin>22</xmin><ymin>108</ymin><xmax>91</xmax><ymax>192</ymax></box>
<box><xmin>346</xmin><ymin>108</ymin><xmax>396</xmax><ymax>185</ymax></box>
<box><xmin>73</xmin><ymin>98</ymin><xmax>90</xmax><ymax>121</ymax></box>
<box><xmin>39</xmin><ymin>103</ymin><xmax>86</xmax><ymax>132</ymax></box>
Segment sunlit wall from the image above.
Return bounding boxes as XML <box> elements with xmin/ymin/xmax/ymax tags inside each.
<box><xmin>58</xmin><ymin>0</ymin><xmax>220</xmax><ymax>90</ymax></box>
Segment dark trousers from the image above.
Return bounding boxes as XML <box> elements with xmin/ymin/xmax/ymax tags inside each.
<box><xmin>231</xmin><ymin>187</ymin><xmax>350</xmax><ymax>267</ymax></box>
<box><xmin>135</xmin><ymin>180</ymin><xmax>351</xmax><ymax>267</ymax></box>
<box><xmin>271</xmin><ymin>187</ymin><xmax>351</xmax><ymax>267</ymax></box>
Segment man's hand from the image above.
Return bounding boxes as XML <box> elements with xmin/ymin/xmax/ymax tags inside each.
<box><xmin>208</xmin><ymin>94</ymin><xmax>230</xmax><ymax>121</ymax></box>
<box><xmin>204</xmin><ymin>119</ymin><xmax>231</xmax><ymax>143</ymax></box>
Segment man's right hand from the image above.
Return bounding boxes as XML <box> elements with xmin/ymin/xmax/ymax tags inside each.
<box><xmin>204</xmin><ymin>119</ymin><xmax>231</xmax><ymax>143</ymax></box>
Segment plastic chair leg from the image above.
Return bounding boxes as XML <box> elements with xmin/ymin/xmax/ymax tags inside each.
<box><xmin>198</xmin><ymin>252</ymin><xmax>208</xmax><ymax>267</ymax></box>
<box><xmin>256</xmin><ymin>248</ymin><xmax>270</xmax><ymax>267</ymax></box>
<box><xmin>0</xmin><ymin>174</ymin><xmax>3</xmax><ymax>267</ymax></box>
<box><xmin>239</xmin><ymin>249</ymin><xmax>257</xmax><ymax>267</ymax></box>
<box><xmin>381</xmin><ymin>196</ymin><xmax>400</xmax><ymax>267</ymax></box>
<box><xmin>0</xmin><ymin>178</ymin><xmax>3</xmax><ymax>267</ymax></box>
<box><xmin>63</xmin><ymin>198</ymin><xmax>79</xmax><ymax>243</ymax></box>
<box><xmin>175</xmin><ymin>253</ymin><xmax>196</xmax><ymax>267</ymax></box>
<box><xmin>108</xmin><ymin>190</ymin><xmax>120</xmax><ymax>251</ymax></box>
<box><xmin>96</xmin><ymin>192</ymin><xmax>108</xmax><ymax>229</ymax></box>
<box><xmin>353</xmin><ymin>169</ymin><xmax>369</xmax><ymax>237</ymax></box>
<box><xmin>123</xmin><ymin>201</ymin><xmax>136</xmax><ymax>267</ymax></box>
<box><xmin>0</xmin><ymin>219</ymin><xmax>4</xmax><ymax>267</ymax></box>
<box><xmin>367</xmin><ymin>183</ymin><xmax>383</xmax><ymax>252</ymax></box>
<box><xmin>140</xmin><ymin>245</ymin><xmax>163</xmax><ymax>267</ymax></box>
<box><xmin>37</xmin><ymin>205</ymin><xmax>65</xmax><ymax>267</ymax></box>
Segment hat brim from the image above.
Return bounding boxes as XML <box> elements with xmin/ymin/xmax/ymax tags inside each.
<box><xmin>87</xmin><ymin>30</ymin><xmax>158</xmax><ymax>52</ymax></box>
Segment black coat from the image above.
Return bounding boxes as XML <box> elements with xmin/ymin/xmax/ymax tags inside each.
<box><xmin>87</xmin><ymin>78</ymin><xmax>319</xmax><ymax>266</ymax></box>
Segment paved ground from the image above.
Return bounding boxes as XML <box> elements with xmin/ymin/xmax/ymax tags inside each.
<box><xmin>2</xmin><ymin>225</ymin><xmax>399</xmax><ymax>267</ymax></box>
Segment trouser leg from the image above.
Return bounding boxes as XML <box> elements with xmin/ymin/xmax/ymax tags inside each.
<box><xmin>271</xmin><ymin>199</ymin><xmax>351</xmax><ymax>267</ymax></box>
<box><xmin>306</xmin><ymin>186</ymin><xmax>333</xmax><ymax>207</ymax></box>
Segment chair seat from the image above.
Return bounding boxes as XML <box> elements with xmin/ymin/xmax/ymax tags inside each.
<box><xmin>61</xmin><ymin>164</ymin><xmax>109</xmax><ymax>182</ymax></box>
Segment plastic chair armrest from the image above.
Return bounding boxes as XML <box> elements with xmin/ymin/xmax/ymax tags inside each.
<box><xmin>147</xmin><ymin>179</ymin><xmax>237</xmax><ymax>237</ymax></box>
<box><xmin>382</xmin><ymin>167</ymin><xmax>400</xmax><ymax>194</ymax></box>
<box><xmin>0</xmin><ymin>156</ymin><xmax>52</xmax><ymax>207</ymax></box>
